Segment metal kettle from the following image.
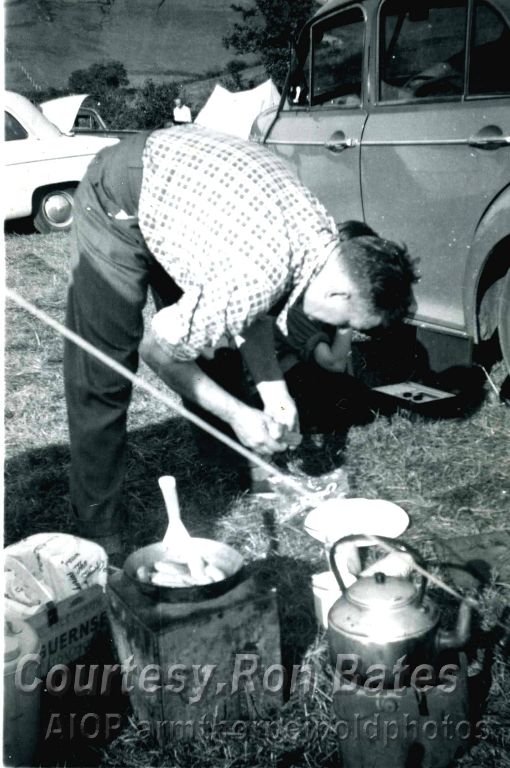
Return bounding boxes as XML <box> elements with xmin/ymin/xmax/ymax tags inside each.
<box><xmin>327</xmin><ymin>534</ymin><xmax>471</xmax><ymax>687</ymax></box>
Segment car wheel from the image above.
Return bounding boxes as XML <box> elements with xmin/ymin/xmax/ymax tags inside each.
<box><xmin>33</xmin><ymin>188</ymin><xmax>75</xmax><ymax>234</ymax></box>
<box><xmin>499</xmin><ymin>268</ymin><xmax>510</xmax><ymax>376</ymax></box>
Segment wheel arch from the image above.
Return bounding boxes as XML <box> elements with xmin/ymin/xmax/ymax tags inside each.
<box><xmin>31</xmin><ymin>181</ymin><xmax>80</xmax><ymax>217</ymax></box>
<box><xmin>463</xmin><ymin>185</ymin><xmax>510</xmax><ymax>345</ymax></box>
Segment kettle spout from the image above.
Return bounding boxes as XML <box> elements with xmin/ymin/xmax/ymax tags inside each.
<box><xmin>436</xmin><ymin>600</ymin><xmax>471</xmax><ymax>653</ymax></box>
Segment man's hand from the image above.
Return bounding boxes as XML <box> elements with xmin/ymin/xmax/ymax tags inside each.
<box><xmin>257</xmin><ymin>381</ymin><xmax>301</xmax><ymax>448</ymax></box>
<box><xmin>262</xmin><ymin>389</ymin><xmax>302</xmax><ymax>449</ymax></box>
<box><xmin>230</xmin><ymin>405</ymin><xmax>292</xmax><ymax>455</ymax></box>
<box><xmin>140</xmin><ymin>329</ymin><xmax>299</xmax><ymax>455</ymax></box>
<box><xmin>313</xmin><ymin>328</ymin><xmax>353</xmax><ymax>373</ymax></box>
<box><xmin>263</xmin><ymin>388</ymin><xmax>299</xmax><ymax>430</ymax></box>
<box><xmin>237</xmin><ymin>316</ymin><xmax>302</xmax><ymax>449</ymax></box>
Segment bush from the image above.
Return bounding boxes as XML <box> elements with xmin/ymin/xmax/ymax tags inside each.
<box><xmin>129</xmin><ymin>80</ymin><xmax>180</xmax><ymax>129</ymax></box>
<box><xmin>93</xmin><ymin>89</ymin><xmax>136</xmax><ymax>129</ymax></box>
<box><xmin>68</xmin><ymin>61</ymin><xmax>129</xmax><ymax>98</ymax></box>
<box><xmin>67</xmin><ymin>61</ymin><xmax>183</xmax><ymax>129</ymax></box>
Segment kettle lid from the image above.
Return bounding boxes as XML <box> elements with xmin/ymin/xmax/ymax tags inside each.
<box><xmin>347</xmin><ymin>571</ymin><xmax>417</xmax><ymax>609</ymax></box>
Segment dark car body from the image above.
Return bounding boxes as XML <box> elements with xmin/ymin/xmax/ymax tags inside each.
<box><xmin>73</xmin><ymin>104</ymin><xmax>139</xmax><ymax>141</ymax></box>
<box><xmin>251</xmin><ymin>0</ymin><xmax>510</xmax><ymax>377</ymax></box>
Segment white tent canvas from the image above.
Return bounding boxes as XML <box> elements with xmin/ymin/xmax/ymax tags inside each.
<box><xmin>194</xmin><ymin>79</ymin><xmax>280</xmax><ymax>140</ymax></box>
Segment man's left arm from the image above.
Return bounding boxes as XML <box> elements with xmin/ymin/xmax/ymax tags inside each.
<box><xmin>236</xmin><ymin>316</ymin><xmax>301</xmax><ymax>438</ymax></box>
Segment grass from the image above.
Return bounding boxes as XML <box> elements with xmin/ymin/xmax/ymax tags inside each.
<box><xmin>4</xmin><ymin>229</ymin><xmax>510</xmax><ymax>767</ymax></box>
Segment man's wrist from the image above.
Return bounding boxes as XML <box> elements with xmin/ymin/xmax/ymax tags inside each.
<box><xmin>216</xmin><ymin>396</ymin><xmax>249</xmax><ymax>427</ymax></box>
<box><xmin>256</xmin><ymin>379</ymin><xmax>291</xmax><ymax>410</ymax></box>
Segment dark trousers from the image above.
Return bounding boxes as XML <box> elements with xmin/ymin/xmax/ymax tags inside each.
<box><xmin>284</xmin><ymin>361</ymin><xmax>371</xmax><ymax>433</ymax></box>
<box><xmin>64</xmin><ymin>132</ymin><xmax>181</xmax><ymax>538</ymax></box>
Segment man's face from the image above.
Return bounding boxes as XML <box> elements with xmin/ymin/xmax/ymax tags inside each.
<box><xmin>305</xmin><ymin>290</ymin><xmax>381</xmax><ymax>331</ymax></box>
<box><xmin>302</xmin><ymin>257</ymin><xmax>382</xmax><ymax>331</ymax></box>
<box><xmin>340</xmin><ymin>294</ymin><xmax>382</xmax><ymax>331</ymax></box>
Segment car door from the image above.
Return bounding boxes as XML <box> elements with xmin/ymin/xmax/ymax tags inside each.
<box><xmin>4</xmin><ymin>110</ymin><xmax>35</xmax><ymax>218</ymax></box>
<box><xmin>5</xmin><ymin>95</ymin><xmax>119</xmax><ymax>222</ymax></box>
<box><xmin>4</xmin><ymin>101</ymin><xmax>74</xmax><ymax>219</ymax></box>
<box><xmin>361</xmin><ymin>0</ymin><xmax>510</xmax><ymax>332</ymax></box>
<box><xmin>263</xmin><ymin>5</ymin><xmax>369</xmax><ymax>223</ymax></box>
<box><xmin>4</xmin><ymin>113</ymin><xmax>86</xmax><ymax>220</ymax></box>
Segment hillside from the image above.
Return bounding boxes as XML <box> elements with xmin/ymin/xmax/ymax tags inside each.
<box><xmin>5</xmin><ymin>0</ymin><xmax>249</xmax><ymax>92</ymax></box>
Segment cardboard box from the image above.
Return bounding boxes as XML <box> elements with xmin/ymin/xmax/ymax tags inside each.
<box><xmin>26</xmin><ymin>584</ymin><xmax>109</xmax><ymax>676</ymax></box>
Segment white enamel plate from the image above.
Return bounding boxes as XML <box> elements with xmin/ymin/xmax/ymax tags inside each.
<box><xmin>304</xmin><ymin>498</ymin><xmax>410</xmax><ymax>544</ymax></box>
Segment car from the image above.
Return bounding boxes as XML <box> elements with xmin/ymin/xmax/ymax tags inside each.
<box><xmin>4</xmin><ymin>91</ymin><xmax>119</xmax><ymax>233</ymax></box>
<box><xmin>40</xmin><ymin>94</ymin><xmax>139</xmax><ymax>140</ymax></box>
<box><xmin>250</xmin><ymin>0</ymin><xmax>510</xmax><ymax>381</ymax></box>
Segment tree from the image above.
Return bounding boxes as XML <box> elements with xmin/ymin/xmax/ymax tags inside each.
<box><xmin>68</xmin><ymin>61</ymin><xmax>129</xmax><ymax>98</ymax></box>
<box><xmin>220</xmin><ymin>59</ymin><xmax>249</xmax><ymax>91</ymax></box>
<box><xmin>223</xmin><ymin>0</ymin><xmax>314</xmax><ymax>88</ymax></box>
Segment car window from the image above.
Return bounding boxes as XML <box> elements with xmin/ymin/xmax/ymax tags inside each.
<box><xmin>5</xmin><ymin>111</ymin><xmax>29</xmax><ymax>141</ymax></box>
<box><xmin>468</xmin><ymin>0</ymin><xmax>510</xmax><ymax>95</ymax></box>
<box><xmin>379</xmin><ymin>0</ymin><xmax>468</xmax><ymax>101</ymax></box>
<box><xmin>75</xmin><ymin>114</ymin><xmax>94</xmax><ymax>130</ymax></box>
<box><xmin>75</xmin><ymin>110</ymin><xmax>104</xmax><ymax>130</ymax></box>
<box><xmin>289</xmin><ymin>6</ymin><xmax>365</xmax><ymax>107</ymax></box>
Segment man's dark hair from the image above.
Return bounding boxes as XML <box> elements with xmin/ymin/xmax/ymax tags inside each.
<box><xmin>337</xmin><ymin>219</ymin><xmax>377</xmax><ymax>241</ymax></box>
<box><xmin>340</xmin><ymin>235</ymin><xmax>419</xmax><ymax>325</ymax></box>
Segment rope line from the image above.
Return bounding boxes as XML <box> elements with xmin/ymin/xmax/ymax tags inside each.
<box><xmin>5</xmin><ymin>288</ymin><xmax>317</xmax><ymax>506</ymax></box>
<box><xmin>6</xmin><ymin>287</ymin><xmax>509</xmax><ymax>631</ymax></box>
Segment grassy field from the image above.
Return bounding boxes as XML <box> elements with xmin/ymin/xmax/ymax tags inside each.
<box><xmin>4</xmin><ymin>229</ymin><xmax>510</xmax><ymax>767</ymax></box>
<box><xmin>5</xmin><ymin>0</ymin><xmax>250</xmax><ymax>92</ymax></box>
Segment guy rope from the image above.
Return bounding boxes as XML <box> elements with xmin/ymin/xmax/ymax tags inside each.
<box><xmin>6</xmin><ymin>287</ymin><xmax>507</xmax><ymax>628</ymax></box>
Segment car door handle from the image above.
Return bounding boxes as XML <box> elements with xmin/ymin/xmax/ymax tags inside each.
<box><xmin>324</xmin><ymin>131</ymin><xmax>359</xmax><ymax>153</ymax></box>
<box><xmin>468</xmin><ymin>125</ymin><xmax>510</xmax><ymax>149</ymax></box>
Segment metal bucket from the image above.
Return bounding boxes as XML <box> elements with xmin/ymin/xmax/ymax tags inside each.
<box><xmin>123</xmin><ymin>538</ymin><xmax>245</xmax><ymax>603</ymax></box>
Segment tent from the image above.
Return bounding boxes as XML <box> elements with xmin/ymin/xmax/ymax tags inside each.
<box><xmin>194</xmin><ymin>79</ymin><xmax>280</xmax><ymax>140</ymax></box>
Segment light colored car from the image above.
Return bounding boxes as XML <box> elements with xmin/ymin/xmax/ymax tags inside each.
<box><xmin>251</xmin><ymin>0</ymin><xmax>510</xmax><ymax>379</ymax></box>
<box><xmin>4</xmin><ymin>91</ymin><xmax>119</xmax><ymax>233</ymax></box>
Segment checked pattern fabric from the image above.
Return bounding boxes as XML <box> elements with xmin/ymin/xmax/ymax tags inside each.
<box><xmin>139</xmin><ymin>124</ymin><xmax>339</xmax><ymax>361</ymax></box>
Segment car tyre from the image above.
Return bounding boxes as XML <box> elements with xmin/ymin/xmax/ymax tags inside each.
<box><xmin>33</xmin><ymin>188</ymin><xmax>75</xmax><ymax>234</ymax></box>
<box><xmin>499</xmin><ymin>268</ymin><xmax>510</xmax><ymax>377</ymax></box>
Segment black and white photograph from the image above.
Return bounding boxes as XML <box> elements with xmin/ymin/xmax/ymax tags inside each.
<box><xmin>3</xmin><ymin>0</ymin><xmax>510</xmax><ymax>766</ymax></box>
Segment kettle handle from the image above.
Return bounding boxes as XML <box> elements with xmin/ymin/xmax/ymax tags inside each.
<box><xmin>329</xmin><ymin>534</ymin><xmax>426</xmax><ymax>597</ymax></box>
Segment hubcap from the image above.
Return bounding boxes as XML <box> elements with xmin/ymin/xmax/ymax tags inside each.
<box><xmin>44</xmin><ymin>193</ymin><xmax>73</xmax><ymax>225</ymax></box>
